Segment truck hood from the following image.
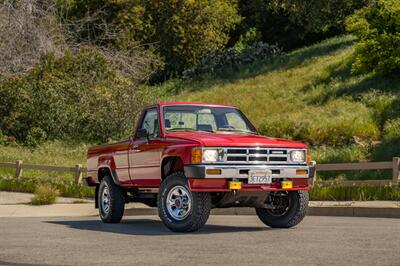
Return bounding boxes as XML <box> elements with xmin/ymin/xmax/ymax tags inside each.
<box><xmin>166</xmin><ymin>132</ymin><xmax>307</xmax><ymax>148</ymax></box>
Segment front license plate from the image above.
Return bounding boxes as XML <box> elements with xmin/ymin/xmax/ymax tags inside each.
<box><xmin>248</xmin><ymin>170</ymin><xmax>272</xmax><ymax>184</ymax></box>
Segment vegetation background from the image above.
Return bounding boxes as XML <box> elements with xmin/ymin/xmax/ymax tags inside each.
<box><xmin>0</xmin><ymin>0</ymin><xmax>399</xmax><ymax>200</ymax></box>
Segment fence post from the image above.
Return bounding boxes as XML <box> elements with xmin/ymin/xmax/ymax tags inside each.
<box><xmin>15</xmin><ymin>160</ymin><xmax>23</xmax><ymax>179</ymax></box>
<box><xmin>313</xmin><ymin>164</ymin><xmax>318</xmax><ymax>185</ymax></box>
<box><xmin>75</xmin><ymin>164</ymin><xmax>83</xmax><ymax>184</ymax></box>
<box><xmin>393</xmin><ymin>157</ymin><xmax>400</xmax><ymax>183</ymax></box>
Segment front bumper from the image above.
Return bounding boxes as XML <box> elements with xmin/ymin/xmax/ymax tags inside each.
<box><xmin>185</xmin><ymin>161</ymin><xmax>316</xmax><ymax>179</ymax></box>
<box><xmin>185</xmin><ymin>162</ymin><xmax>316</xmax><ymax>192</ymax></box>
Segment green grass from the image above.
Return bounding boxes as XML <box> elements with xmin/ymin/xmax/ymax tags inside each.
<box><xmin>0</xmin><ymin>141</ymin><xmax>88</xmax><ymax>179</ymax></box>
<box><xmin>310</xmin><ymin>184</ymin><xmax>400</xmax><ymax>201</ymax></box>
<box><xmin>166</xmin><ymin>36</ymin><xmax>381</xmax><ymax>146</ymax></box>
<box><xmin>0</xmin><ymin>175</ymin><xmax>94</xmax><ymax>198</ymax></box>
<box><xmin>0</xmin><ymin>141</ymin><xmax>93</xmax><ymax>198</ymax></box>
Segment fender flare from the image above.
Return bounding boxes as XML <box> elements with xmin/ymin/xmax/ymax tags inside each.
<box><xmin>97</xmin><ymin>164</ymin><xmax>120</xmax><ymax>186</ymax></box>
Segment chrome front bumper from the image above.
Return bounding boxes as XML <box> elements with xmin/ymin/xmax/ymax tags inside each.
<box><xmin>185</xmin><ymin>161</ymin><xmax>316</xmax><ymax>179</ymax></box>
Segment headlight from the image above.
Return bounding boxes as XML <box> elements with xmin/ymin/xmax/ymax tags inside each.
<box><xmin>202</xmin><ymin>149</ymin><xmax>225</xmax><ymax>163</ymax></box>
<box><xmin>290</xmin><ymin>150</ymin><xmax>306</xmax><ymax>163</ymax></box>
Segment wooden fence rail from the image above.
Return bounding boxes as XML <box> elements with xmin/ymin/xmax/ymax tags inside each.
<box><xmin>0</xmin><ymin>157</ymin><xmax>399</xmax><ymax>186</ymax></box>
<box><xmin>315</xmin><ymin>157</ymin><xmax>400</xmax><ymax>186</ymax></box>
<box><xmin>0</xmin><ymin>161</ymin><xmax>87</xmax><ymax>184</ymax></box>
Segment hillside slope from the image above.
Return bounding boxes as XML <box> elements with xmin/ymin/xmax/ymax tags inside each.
<box><xmin>158</xmin><ymin>35</ymin><xmax>400</xmax><ymax>171</ymax></box>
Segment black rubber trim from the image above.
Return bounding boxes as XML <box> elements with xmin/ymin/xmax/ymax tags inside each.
<box><xmin>308</xmin><ymin>164</ymin><xmax>316</xmax><ymax>179</ymax></box>
<box><xmin>110</xmin><ymin>170</ymin><xmax>120</xmax><ymax>185</ymax></box>
<box><xmin>83</xmin><ymin>177</ymin><xmax>98</xmax><ymax>187</ymax></box>
<box><xmin>184</xmin><ymin>165</ymin><xmax>206</xmax><ymax>178</ymax></box>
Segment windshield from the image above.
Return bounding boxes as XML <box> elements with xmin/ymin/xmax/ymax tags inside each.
<box><xmin>163</xmin><ymin>105</ymin><xmax>258</xmax><ymax>134</ymax></box>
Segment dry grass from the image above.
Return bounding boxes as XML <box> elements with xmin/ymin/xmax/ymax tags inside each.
<box><xmin>31</xmin><ymin>184</ymin><xmax>59</xmax><ymax>205</ymax></box>
<box><xmin>0</xmin><ymin>141</ymin><xmax>88</xmax><ymax>179</ymax></box>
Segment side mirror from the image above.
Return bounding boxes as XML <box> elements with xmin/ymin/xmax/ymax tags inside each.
<box><xmin>136</xmin><ymin>128</ymin><xmax>150</xmax><ymax>142</ymax></box>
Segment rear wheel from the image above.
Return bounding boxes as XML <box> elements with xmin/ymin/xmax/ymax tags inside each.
<box><xmin>255</xmin><ymin>191</ymin><xmax>308</xmax><ymax>228</ymax></box>
<box><xmin>98</xmin><ymin>176</ymin><xmax>125</xmax><ymax>223</ymax></box>
<box><xmin>158</xmin><ymin>172</ymin><xmax>211</xmax><ymax>232</ymax></box>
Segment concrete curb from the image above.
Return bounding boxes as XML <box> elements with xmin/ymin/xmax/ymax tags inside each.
<box><xmin>124</xmin><ymin>206</ymin><xmax>400</xmax><ymax>219</ymax></box>
<box><xmin>1</xmin><ymin>201</ymin><xmax>399</xmax><ymax>218</ymax></box>
<box><xmin>307</xmin><ymin>206</ymin><xmax>400</xmax><ymax>218</ymax></box>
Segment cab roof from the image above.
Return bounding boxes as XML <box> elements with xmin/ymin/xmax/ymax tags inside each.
<box><xmin>158</xmin><ymin>102</ymin><xmax>238</xmax><ymax>108</ymax></box>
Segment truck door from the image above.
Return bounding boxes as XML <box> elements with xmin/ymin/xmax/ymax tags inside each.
<box><xmin>128</xmin><ymin>107</ymin><xmax>162</xmax><ymax>188</ymax></box>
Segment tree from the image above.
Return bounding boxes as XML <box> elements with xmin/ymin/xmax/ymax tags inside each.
<box><xmin>232</xmin><ymin>0</ymin><xmax>372</xmax><ymax>50</ymax></box>
<box><xmin>113</xmin><ymin>0</ymin><xmax>241</xmax><ymax>76</ymax></box>
<box><xmin>346</xmin><ymin>0</ymin><xmax>400</xmax><ymax>75</ymax></box>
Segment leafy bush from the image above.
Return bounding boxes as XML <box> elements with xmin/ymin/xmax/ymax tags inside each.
<box><xmin>346</xmin><ymin>0</ymin><xmax>400</xmax><ymax>75</ymax></box>
<box><xmin>0</xmin><ymin>46</ymin><xmax>149</xmax><ymax>145</ymax></box>
<box><xmin>31</xmin><ymin>184</ymin><xmax>59</xmax><ymax>205</ymax></box>
<box><xmin>182</xmin><ymin>42</ymin><xmax>281</xmax><ymax>79</ymax></box>
<box><xmin>383</xmin><ymin>118</ymin><xmax>400</xmax><ymax>141</ymax></box>
<box><xmin>0</xmin><ymin>130</ymin><xmax>8</xmax><ymax>145</ymax></box>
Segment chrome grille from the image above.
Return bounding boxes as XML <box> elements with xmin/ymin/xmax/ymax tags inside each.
<box><xmin>225</xmin><ymin>147</ymin><xmax>290</xmax><ymax>164</ymax></box>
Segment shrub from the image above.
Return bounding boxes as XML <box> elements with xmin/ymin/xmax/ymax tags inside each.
<box><xmin>182</xmin><ymin>42</ymin><xmax>281</xmax><ymax>79</ymax></box>
<box><xmin>0</xmin><ymin>130</ymin><xmax>8</xmax><ymax>145</ymax></box>
<box><xmin>25</xmin><ymin>128</ymin><xmax>48</xmax><ymax>148</ymax></box>
<box><xmin>383</xmin><ymin>118</ymin><xmax>400</xmax><ymax>141</ymax></box>
<box><xmin>31</xmin><ymin>184</ymin><xmax>59</xmax><ymax>205</ymax></box>
<box><xmin>346</xmin><ymin>0</ymin><xmax>400</xmax><ymax>75</ymax></box>
<box><xmin>0</xmin><ymin>46</ymin><xmax>150</xmax><ymax>145</ymax></box>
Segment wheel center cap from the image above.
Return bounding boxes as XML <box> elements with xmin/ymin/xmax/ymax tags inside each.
<box><xmin>175</xmin><ymin>198</ymin><xmax>181</xmax><ymax>207</ymax></box>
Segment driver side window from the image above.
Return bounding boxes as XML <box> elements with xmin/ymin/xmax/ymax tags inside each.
<box><xmin>139</xmin><ymin>108</ymin><xmax>159</xmax><ymax>138</ymax></box>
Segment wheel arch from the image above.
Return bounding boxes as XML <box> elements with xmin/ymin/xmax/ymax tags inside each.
<box><xmin>97</xmin><ymin>166</ymin><xmax>120</xmax><ymax>185</ymax></box>
<box><xmin>161</xmin><ymin>156</ymin><xmax>184</xmax><ymax>181</ymax></box>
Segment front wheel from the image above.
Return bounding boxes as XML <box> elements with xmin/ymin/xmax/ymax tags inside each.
<box><xmin>158</xmin><ymin>172</ymin><xmax>211</xmax><ymax>232</ymax></box>
<box><xmin>255</xmin><ymin>190</ymin><xmax>309</xmax><ymax>228</ymax></box>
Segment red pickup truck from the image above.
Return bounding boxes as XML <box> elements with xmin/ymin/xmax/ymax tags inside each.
<box><xmin>86</xmin><ymin>102</ymin><xmax>315</xmax><ymax>232</ymax></box>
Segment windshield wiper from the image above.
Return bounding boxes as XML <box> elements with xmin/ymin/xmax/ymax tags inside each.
<box><xmin>217</xmin><ymin>128</ymin><xmax>258</xmax><ymax>135</ymax></box>
<box><xmin>167</xmin><ymin>128</ymin><xmax>215</xmax><ymax>133</ymax></box>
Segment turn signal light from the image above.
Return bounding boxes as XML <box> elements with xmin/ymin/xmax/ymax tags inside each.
<box><xmin>191</xmin><ymin>148</ymin><xmax>202</xmax><ymax>164</ymax></box>
<box><xmin>296</xmin><ymin>169</ymin><xmax>308</xmax><ymax>175</ymax></box>
<box><xmin>206</xmin><ymin>169</ymin><xmax>222</xmax><ymax>175</ymax></box>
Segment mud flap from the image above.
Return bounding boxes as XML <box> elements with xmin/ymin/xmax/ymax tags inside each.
<box><xmin>95</xmin><ymin>185</ymin><xmax>99</xmax><ymax>209</ymax></box>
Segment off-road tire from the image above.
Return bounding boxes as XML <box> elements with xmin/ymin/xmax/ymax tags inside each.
<box><xmin>158</xmin><ymin>172</ymin><xmax>211</xmax><ymax>232</ymax></box>
<box><xmin>98</xmin><ymin>176</ymin><xmax>125</xmax><ymax>223</ymax></box>
<box><xmin>255</xmin><ymin>191</ymin><xmax>309</xmax><ymax>228</ymax></box>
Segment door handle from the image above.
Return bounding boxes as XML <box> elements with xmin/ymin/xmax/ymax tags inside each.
<box><xmin>131</xmin><ymin>144</ymin><xmax>140</xmax><ymax>153</ymax></box>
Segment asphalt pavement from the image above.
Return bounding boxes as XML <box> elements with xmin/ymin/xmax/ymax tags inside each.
<box><xmin>0</xmin><ymin>215</ymin><xmax>399</xmax><ymax>266</ymax></box>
